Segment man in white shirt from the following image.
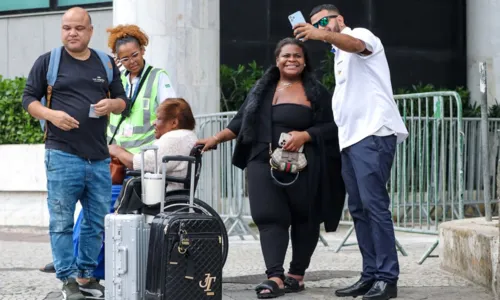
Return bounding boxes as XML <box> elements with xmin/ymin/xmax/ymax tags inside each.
<box><xmin>294</xmin><ymin>4</ymin><xmax>408</xmax><ymax>300</ymax></box>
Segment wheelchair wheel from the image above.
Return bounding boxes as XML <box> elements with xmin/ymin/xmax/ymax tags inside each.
<box><xmin>162</xmin><ymin>195</ymin><xmax>229</xmax><ymax>268</ymax></box>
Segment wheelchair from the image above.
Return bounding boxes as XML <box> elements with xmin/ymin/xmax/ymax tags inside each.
<box><xmin>114</xmin><ymin>144</ymin><xmax>229</xmax><ymax>267</ymax></box>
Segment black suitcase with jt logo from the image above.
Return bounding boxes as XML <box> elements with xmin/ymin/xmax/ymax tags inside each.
<box><xmin>145</xmin><ymin>155</ymin><xmax>224</xmax><ymax>300</ymax></box>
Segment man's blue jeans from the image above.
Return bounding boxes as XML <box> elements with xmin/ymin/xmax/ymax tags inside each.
<box><xmin>45</xmin><ymin>149</ymin><xmax>111</xmax><ymax>281</ymax></box>
<box><xmin>72</xmin><ymin>185</ymin><xmax>122</xmax><ymax>280</ymax></box>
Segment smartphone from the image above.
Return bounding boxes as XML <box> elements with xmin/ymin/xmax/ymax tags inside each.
<box><xmin>279</xmin><ymin>133</ymin><xmax>290</xmax><ymax>148</ymax></box>
<box><xmin>279</xmin><ymin>132</ymin><xmax>304</xmax><ymax>152</ymax></box>
<box><xmin>89</xmin><ymin>104</ymin><xmax>99</xmax><ymax>118</ymax></box>
<box><xmin>288</xmin><ymin>11</ymin><xmax>306</xmax><ymax>28</ymax></box>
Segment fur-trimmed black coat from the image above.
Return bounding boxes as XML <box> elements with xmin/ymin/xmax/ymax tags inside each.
<box><xmin>226</xmin><ymin>66</ymin><xmax>346</xmax><ymax>232</ymax></box>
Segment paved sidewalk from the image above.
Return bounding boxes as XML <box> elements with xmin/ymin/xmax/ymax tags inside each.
<box><xmin>0</xmin><ymin>225</ymin><xmax>493</xmax><ymax>300</ymax></box>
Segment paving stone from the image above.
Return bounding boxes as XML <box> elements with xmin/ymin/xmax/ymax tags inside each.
<box><xmin>0</xmin><ymin>226</ymin><xmax>494</xmax><ymax>300</ymax></box>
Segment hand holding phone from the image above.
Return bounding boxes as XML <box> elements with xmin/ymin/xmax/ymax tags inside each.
<box><xmin>279</xmin><ymin>132</ymin><xmax>304</xmax><ymax>152</ymax></box>
<box><xmin>279</xmin><ymin>133</ymin><xmax>291</xmax><ymax>148</ymax></box>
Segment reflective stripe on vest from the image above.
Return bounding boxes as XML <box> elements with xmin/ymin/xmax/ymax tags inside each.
<box><xmin>107</xmin><ymin>67</ymin><xmax>164</xmax><ymax>153</ymax></box>
<box><xmin>119</xmin><ymin>133</ymin><xmax>156</xmax><ymax>149</ymax></box>
<box><xmin>108</xmin><ymin>68</ymin><xmax>161</xmax><ymax>134</ymax></box>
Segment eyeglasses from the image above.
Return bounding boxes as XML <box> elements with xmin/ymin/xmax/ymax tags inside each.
<box><xmin>118</xmin><ymin>51</ymin><xmax>140</xmax><ymax>63</ymax></box>
<box><xmin>313</xmin><ymin>15</ymin><xmax>338</xmax><ymax>28</ymax></box>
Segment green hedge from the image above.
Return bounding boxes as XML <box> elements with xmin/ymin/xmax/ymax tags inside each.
<box><xmin>1</xmin><ymin>54</ymin><xmax>499</xmax><ymax>145</ymax></box>
<box><xmin>0</xmin><ymin>76</ymin><xmax>44</xmax><ymax>144</ymax></box>
<box><xmin>219</xmin><ymin>50</ymin><xmax>500</xmax><ymax>118</ymax></box>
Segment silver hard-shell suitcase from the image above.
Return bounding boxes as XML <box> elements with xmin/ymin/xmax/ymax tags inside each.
<box><xmin>105</xmin><ymin>145</ymin><xmax>161</xmax><ymax>300</ymax></box>
<box><xmin>104</xmin><ymin>214</ymin><xmax>150</xmax><ymax>300</ymax></box>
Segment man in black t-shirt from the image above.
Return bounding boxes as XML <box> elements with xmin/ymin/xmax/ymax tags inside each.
<box><xmin>22</xmin><ymin>7</ymin><xmax>127</xmax><ymax>300</ymax></box>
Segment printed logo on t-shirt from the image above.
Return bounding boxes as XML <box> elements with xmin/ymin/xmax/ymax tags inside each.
<box><xmin>93</xmin><ymin>76</ymin><xmax>105</xmax><ymax>83</ymax></box>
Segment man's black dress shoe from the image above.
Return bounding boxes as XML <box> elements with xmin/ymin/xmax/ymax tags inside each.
<box><xmin>335</xmin><ymin>279</ymin><xmax>374</xmax><ymax>297</ymax></box>
<box><xmin>39</xmin><ymin>262</ymin><xmax>56</xmax><ymax>273</ymax></box>
<box><xmin>362</xmin><ymin>281</ymin><xmax>397</xmax><ymax>300</ymax></box>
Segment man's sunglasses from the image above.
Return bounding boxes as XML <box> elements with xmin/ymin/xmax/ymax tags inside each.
<box><xmin>313</xmin><ymin>15</ymin><xmax>338</xmax><ymax>28</ymax></box>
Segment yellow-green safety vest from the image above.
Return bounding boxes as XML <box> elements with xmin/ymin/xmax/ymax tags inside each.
<box><xmin>107</xmin><ymin>66</ymin><xmax>167</xmax><ymax>154</ymax></box>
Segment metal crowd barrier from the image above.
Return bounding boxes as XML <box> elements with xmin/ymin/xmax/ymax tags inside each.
<box><xmin>193</xmin><ymin>112</ymin><xmax>257</xmax><ymax>240</ymax></box>
<box><xmin>193</xmin><ymin>92</ymin><xmax>500</xmax><ymax>263</ymax></box>
<box><xmin>462</xmin><ymin>118</ymin><xmax>500</xmax><ymax>216</ymax></box>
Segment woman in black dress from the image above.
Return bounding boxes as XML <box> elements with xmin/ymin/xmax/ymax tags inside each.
<box><xmin>198</xmin><ymin>37</ymin><xmax>345</xmax><ymax>299</ymax></box>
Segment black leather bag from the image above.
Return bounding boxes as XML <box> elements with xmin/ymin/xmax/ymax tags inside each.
<box><xmin>113</xmin><ymin>177</ymin><xmax>143</xmax><ymax>214</ymax></box>
<box><xmin>145</xmin><ymin>211</ymin><xmax>223</xmax><ymax>300</ymax></box>
<box><xmin>145</xmin><ymin>156</ymin><xmax>224</xmax><ymax>300</ymax></box>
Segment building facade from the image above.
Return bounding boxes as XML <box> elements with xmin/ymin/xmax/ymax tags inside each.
<box><xmin>0</xmin><ymin>0</ymin><xmax>498</xmax><ymax>107</ymax></box>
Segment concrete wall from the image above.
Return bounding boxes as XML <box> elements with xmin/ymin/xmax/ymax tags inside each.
<box><xmin>0</xmin><ymin>145</ymin><xmax>83</xmax><ymax>227</ymax></box>
<box><xmin>0</xmin><ymin>145</ymin><xmax>47</xmax><ymax>226</ymax></box>
<box><xmin>0</xmin><ymin>7</ymin><xmax>113</xmax><ymax>79</ymax></box>
<box><xmin>467</xmin><ymin>0</ymin><xmax>500</xmax><ymax>106</ymax></box>
<box><xmin>440</xmin><ymin>218</ymin><xmax>500</xmax><ymax>296</ymax></box>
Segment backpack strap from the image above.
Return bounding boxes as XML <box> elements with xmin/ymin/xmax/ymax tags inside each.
<box><xmin>40</xmin><ymin>47</ymin><xmax>63</xmax><ymax>138</ymax></box>
<box><xmin>47</xmin><ymin>47</ymin><xmax>62</xmax><ymax>87</ymax></box>
<box><xmin>93</xmin><ymin>49</ymin><xmax>114</xmax><ymax>87</ymax></box>
<box><xmin>91</xmin><ymin>49</ymin><xmax>114</xmax><ymax>121</ymax></box>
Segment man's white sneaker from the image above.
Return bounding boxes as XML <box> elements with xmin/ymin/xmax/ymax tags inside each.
<box><xmin>78</xmin><ymin>278</ymin><xmax>105</xmax><ymax>299</ymax></box>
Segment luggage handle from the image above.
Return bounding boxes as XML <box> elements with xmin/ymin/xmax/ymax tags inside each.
<box><xmin>161</xmin><ymin>203</ymin><xmax>212</xmax><ymax>216</ymax></box>
<box><xmin>127</xmin><ymin>156</ymin><xmax>196</xmax><ymax>180</ymax></box>
<box><xmin>161</xmin><ymin>156</ymin><xmax>197</xmax><ymax>185</ymax></box>
<box><xmin>140</xmin><ymin>145</ymin><xmax>160</xmax><ymax>204</ymax></box>
<box><xmin>165</xmin><ymin>204</ymin><xmax>208</xmax><ymax>216</ymax></box>
<box><xmin>117</xmin><ymin>246</ymin><xmax>128</xmax><ymax>275</ymax></box>
<box><xmin>162</xmin><ymin>156</ymin><xmax>196</xmax><ymax>163</ymax></box>
<box><xmin>161</xmin><ymin>156</ymin><xmax>196</xmax><ymax>213</ymax></box>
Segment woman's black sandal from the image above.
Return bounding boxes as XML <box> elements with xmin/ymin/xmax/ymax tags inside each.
<box><xmin>283</xmin><ymin>276</ymin><xmax>305</xmax><ymax>293</ymax></box>
<box><xmin>255</xmin><ymin>280</ymin><xmax>285</xmax><ymax>299</ymax></box>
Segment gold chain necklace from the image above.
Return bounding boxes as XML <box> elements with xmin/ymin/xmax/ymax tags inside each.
<box><xmin>276</xmin><ymin>81</ymin><xmax>297</xmax><ymax>92</ymax></box>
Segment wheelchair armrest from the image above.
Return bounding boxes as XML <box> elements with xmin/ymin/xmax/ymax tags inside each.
<box><xmin>126</xmin><ymin>170</ymin><xmax>141</xmax><ymax>177</ymax></box>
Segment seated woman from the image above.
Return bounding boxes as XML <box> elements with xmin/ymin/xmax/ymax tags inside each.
<box><xmin>109</xmin><ymin>97</ymin><xmax>198</xmax><ymax>192</ymax></box>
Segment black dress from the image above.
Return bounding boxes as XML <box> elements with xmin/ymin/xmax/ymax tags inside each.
<box><xmin>246</xmin><ymin>103</ymin><xmax>320</xmax><ymax>279</ymax></box>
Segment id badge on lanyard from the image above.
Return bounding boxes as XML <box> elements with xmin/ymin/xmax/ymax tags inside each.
<box><xmin>123</xmin><ymin>123</ymin><xmax>133</xmax><ymax>138</ymax></box>
<box><xmin>123</xmin><ymin>75</ymin><xmax>141</xmax><ymax>138</ymax></box>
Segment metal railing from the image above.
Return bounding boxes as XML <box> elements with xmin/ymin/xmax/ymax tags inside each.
<box><xmin>193</xmin><ymin>112</ymin><xmax>257</xmax><ymax>239</ymax></box>
<box><xmin>462</xmin><ymin>118</ymin><xmax>500</xmax><ymax>216</ymax></box>
<box><xmin>192</xmin><ymin>92</ymin><xmax>500</xmax><ymax>263</ymax></box>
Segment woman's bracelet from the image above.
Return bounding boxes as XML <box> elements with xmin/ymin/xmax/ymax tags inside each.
<box><xmin>213</xmin><ymin>135</ymin><xmax>221</xmax><ymax>144</ymax></box>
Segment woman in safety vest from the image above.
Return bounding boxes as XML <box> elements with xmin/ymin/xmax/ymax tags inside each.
<box><xmin>40</xmin><ymin>25</ymin><xmax>177</xmax><ymax>282</ymax></box>
<box><xmin>107</xmin><ymin>24</ymin><xmax>177</xmax><ymax>153</ymax></box>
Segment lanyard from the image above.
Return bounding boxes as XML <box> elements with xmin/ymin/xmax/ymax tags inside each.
<box><xmin>125</xmin><ymin>77</ymin><xmax>142</xmax><ymax>104</ymax></box>
<box><xmin>119</xmin><ymin>65</ymin><xmax>153</xmax><ymax>119</ymax></box>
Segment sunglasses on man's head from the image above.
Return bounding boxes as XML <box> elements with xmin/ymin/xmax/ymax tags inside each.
<box><xmin>313</xmin><ymin>15</ymin><xmax>338</xmax><ymax>28</ymax></box>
